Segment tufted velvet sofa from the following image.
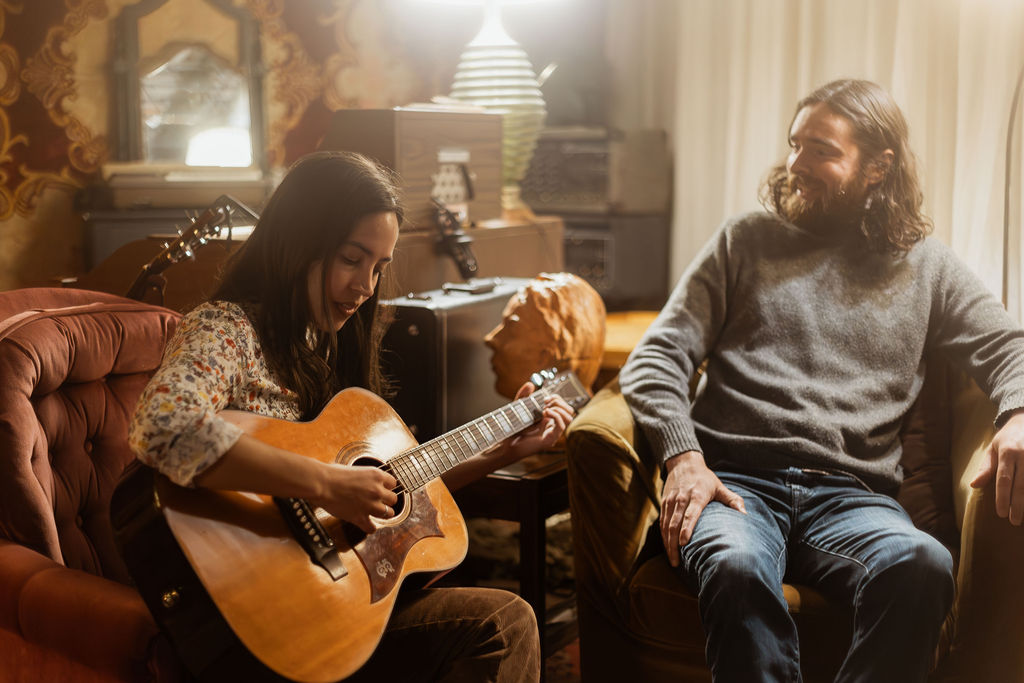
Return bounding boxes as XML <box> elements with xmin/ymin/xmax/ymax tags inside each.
<box><xmin>566</xmin><ymin>360</ymin><xmax>1024</xmax><ymax>682</ymax></box>
<box><xmin>0</xmin><ymin>288</ymin><xmax>185</xmax><ymax>682</ymax></box>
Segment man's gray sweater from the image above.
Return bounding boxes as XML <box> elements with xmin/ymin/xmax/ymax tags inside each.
<box><xmin>620</xmin><ymin>211</ymin><xmax>1024</xmax><ymax>490</ymax></box>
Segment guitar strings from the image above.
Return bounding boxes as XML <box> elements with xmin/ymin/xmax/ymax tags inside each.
<box><xmin>381</xmin><ymin>373</ymin><xmax>585</xmax><ymax>496</ymax></box>
<box><xmin>304</xmin><ymin>376</ymin><xmax>582</xmax><ymax>527</ymax></box>
<box><xmin>385</xmin><ymin>394</ymin><xmax>544</xmax><ymax>495</ymax></box>
<box><xmin>381</xmin><ymin>385</ymin><xmax>560</xmax><ymax>495</ymax></box>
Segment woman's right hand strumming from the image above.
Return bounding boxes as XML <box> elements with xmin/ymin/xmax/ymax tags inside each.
<box><xmin>311</xmin><ymin>463</ymin><xmax>398</xmax><ymax>534</ymax></box>
<box><xmin>195</xmin><ymin>433</ymin><xmax>398</xmax><ymax>535</ymax></box>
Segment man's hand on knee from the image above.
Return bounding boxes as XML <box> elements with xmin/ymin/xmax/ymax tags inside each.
<box><xmin>661</xmin><ymin>451</ymin><xmax>747</xmax><ymax>567</ymax></box>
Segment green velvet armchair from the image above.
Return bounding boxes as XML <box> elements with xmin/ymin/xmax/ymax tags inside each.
<box><xmin>565</xmin><ymin>360</ymin><xmax>1024</xmax><ymax>682</ymax></box>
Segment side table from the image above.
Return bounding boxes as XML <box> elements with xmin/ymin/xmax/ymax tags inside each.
<box><xmin>595</xmin><ymin>310</ymin><xmax>659</xmax><ymax>388</ymax></box>
<box><xmin>452</xmin><ymin>449</ymin><xmax>575</xmax><ymax>668</ymax></box>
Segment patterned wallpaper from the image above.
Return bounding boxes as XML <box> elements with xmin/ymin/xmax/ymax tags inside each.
<box><xmin>0</xmin><ymin>0</ymin><xmax>455</xmax><ymax>290</ymax></box>
<box><xmin>0</xmin><ymin>0</ymin><xmax>106</xmax><ymax>222</ymax></box>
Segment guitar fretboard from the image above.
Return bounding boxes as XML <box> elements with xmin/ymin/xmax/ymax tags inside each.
<box><xmin>386</xmin><ymin>375</ymin><xmax>583</xmax><ymax>493</ymax></box>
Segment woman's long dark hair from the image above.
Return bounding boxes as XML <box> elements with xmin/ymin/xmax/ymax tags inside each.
<box><xmin>761</xmin><ymin>79</ymin><xmax>932</xmax><ymax>255</ymax></box>
<box><xmin>213</xmin><ymin>151</ymin><xmax>403</xmax><ymax>418</ymax></box>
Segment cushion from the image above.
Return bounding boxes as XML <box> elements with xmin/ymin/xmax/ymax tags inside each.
<box><xmin>0</xmin><ymin>288</ymin><xmax>179</xmax><ymax>579</ymax></box>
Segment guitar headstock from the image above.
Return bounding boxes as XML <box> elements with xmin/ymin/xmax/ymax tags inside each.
<box><xmin>530</xmin><ymin>367</ymin><xmax>590</xmax><ymax>410</ymax></box>
<box><xmin>126</xmin><ymin>194</ymin><xmax>261</xmax><ymax>302</ymax></box>
<box><xmin>150</xmin><ymin>194</ymin><xmax>261</xmax><ymax>275</ymax></box>
<box><xmin>149</xmin><ymin>206</ymin><xmax>228</xmax><ymax>274</ymax></box>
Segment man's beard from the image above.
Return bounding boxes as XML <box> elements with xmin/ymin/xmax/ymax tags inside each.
<box><xmin>779</xmin><ymin>174</ymin><xmax>867</xmax><ymax>235</ymax></box>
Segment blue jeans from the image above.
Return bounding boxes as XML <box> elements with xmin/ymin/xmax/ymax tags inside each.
<box><xmin>679</xmin><ymin>467</ymin><xmax>954</xmax><ymax>683</ymax></box>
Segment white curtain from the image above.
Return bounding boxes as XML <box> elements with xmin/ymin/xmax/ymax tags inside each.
<box><xmin>607</xmin><ymin>0</ymin><xmax>1024</xmax><ymax>322</ymax></box>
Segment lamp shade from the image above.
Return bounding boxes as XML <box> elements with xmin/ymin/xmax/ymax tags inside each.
<box><xmin>448</xmin><ymin>0</ymin><xmax>548</xmax><ymax>214</ymax></box>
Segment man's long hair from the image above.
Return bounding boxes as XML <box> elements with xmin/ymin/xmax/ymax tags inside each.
<box><xmin>213</xmin><ymin>151</ymin><xmax>402</xmax><ymax>418</ymax></box>
<box><xmin>760</xmin><ymin>79</ymin><xmax>932</xmax><ymax>254</ymax></box>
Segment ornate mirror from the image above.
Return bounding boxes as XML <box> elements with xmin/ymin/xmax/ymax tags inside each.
<box><xmin>113</xmin><ymin>0</ymin><xmax>266</xmax><ymax>172</ymax></box>
<box><xmin>139</xmin><ymin>44</ymin><xmax>252</xmax><ymax>166</ymax></box>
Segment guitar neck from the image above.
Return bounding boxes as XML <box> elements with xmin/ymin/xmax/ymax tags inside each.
<box><xmin>387</xmin><ymin>378</ymin><xmax>580</xmax><ymax>492</ymax></box>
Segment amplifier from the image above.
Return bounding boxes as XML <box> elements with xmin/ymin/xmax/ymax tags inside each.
<box><xmin>562</xmin><ymin>213</ymin><xmax>670</xmax><ymax>311</ymax></box>
<box><xmin>521</xmin><ymin>126</ymin><xmax>671</xmax><ymax>214</ymax></box>
<box><xmin>380</xmin><ymin>278</ymin><xmax>532</xmax><ymax>441</ymax></box>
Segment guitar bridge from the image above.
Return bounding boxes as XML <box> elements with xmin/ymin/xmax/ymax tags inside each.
<box><xmin>273</xmin><ymin>497</ymin><xmax>348</xmax><ymax>581</ymax></box>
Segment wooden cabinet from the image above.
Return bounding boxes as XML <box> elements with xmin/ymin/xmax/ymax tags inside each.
<box><xmin>320</xmin><ymin>108</ymin><xmax>503</xmax><ymax>228</ymax></box>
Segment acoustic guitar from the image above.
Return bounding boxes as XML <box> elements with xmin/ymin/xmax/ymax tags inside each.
<box><xmin>111</xmin><ymin>369</ymin><xmax>588</xmax><ymax>683</ymax></box>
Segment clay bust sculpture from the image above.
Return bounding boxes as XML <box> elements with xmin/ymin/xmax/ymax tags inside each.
<box><xmin>484</xmin><ymin>272</ymin><xmax>607</xmax><ymax>399</ymax></box>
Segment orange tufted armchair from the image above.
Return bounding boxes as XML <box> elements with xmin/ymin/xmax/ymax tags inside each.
<box><xmin>0</xmin><ymin>288</ymin><xmax>185</xmax><ymax>682</ymax></box>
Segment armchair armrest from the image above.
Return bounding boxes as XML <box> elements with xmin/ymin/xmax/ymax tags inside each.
<box><xmin>0</xmin><ymin>540</ymin><xmax>181</xmax><ymax>682</ymax></box>
<box><xmin>937</xmin><ymin>379</ymin><xmax>1024</xmax><ymax>683</ymax></box>
<box><xmin>949</xmin><ymin>377</ymin><xmax>998</xmax><ymax>525</ymax></box>
<box><xmin>565</xmin><ymin>379</ymin><xmax>663</xmax><ymax>613</ymax></box>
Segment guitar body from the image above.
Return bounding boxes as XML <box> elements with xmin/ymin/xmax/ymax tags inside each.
<box><xmin>113</xmin><ymin>388</ymin><xmax>468</xmax><ymax>683</ymax></box>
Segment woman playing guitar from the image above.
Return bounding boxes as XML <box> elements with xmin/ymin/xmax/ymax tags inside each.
<box><xmin>128</xmin><ymin>150</ymin><xmax>574</xmax><ymax>682</ymax></box>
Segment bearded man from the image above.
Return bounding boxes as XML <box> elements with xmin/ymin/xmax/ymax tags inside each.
<box><xmin>619</xmin><ymin>79</ymin><xmax>1024</xmax><ymax>682</ymax></box>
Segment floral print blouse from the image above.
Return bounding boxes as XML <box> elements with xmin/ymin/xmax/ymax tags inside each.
<box><xmin>129</xmin><ymin>301</ymin><xmax>301</xmax><ymax>486</ymax></box>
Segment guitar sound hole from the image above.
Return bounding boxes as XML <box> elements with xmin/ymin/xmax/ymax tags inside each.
<box><xmin>351</xmin><ymin>455</ymin><xmax>406</xmax><ymax>517</ymax></box>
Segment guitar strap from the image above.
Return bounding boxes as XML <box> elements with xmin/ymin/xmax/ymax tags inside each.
<box><xmin>0</xmin><ymin>301</ymin><xmax>170</xmax><ymax>343</ymax></box>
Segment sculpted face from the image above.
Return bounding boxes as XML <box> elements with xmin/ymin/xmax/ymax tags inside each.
<box><xmin>484</xmin><ymin>273</ymin><xmax>606</xmax><ymax>399</ymax></box>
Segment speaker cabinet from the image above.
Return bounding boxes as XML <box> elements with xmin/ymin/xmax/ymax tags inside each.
<box><xmin>380</xmin><ymin>278</ymin><xmax>531</xmax><ymax>441</ymax></box>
